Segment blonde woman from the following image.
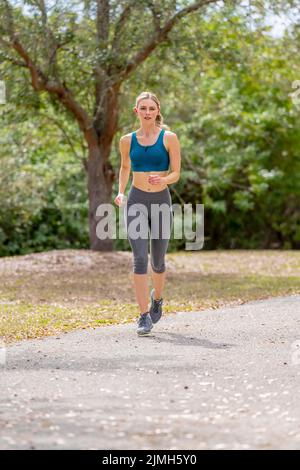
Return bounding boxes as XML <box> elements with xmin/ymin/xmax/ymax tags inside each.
<box><xmin>114</xmin><ymin>91</ymin><xmax>181</xmax><ymax>335</ymax></box>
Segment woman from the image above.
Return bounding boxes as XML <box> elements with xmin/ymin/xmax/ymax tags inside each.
<box><xmin>114</xmin><ymin>91</ymin><xmax>181</xmax><ymax>336</ymax></box>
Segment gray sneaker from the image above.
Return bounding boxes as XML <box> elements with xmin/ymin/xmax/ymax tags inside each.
<box><xmin>149</xmin><ymin>288</ymin><xmax>163</xmax><ymax>324</ymax></box>
<box><xmin>137</xmin><ymin>312</ymin><xmax>153</xmax><ymax>335</ymax></box>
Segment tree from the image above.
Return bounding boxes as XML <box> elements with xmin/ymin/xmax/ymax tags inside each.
<box><xmin>0</xmin><ymin>0</ymin><xmax>223</xmax><ymax>251</ymax></box>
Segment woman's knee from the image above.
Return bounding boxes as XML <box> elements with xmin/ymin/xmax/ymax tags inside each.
<box><xmin>150</xmin><ymin>258</ymin><xmax>166</xmax><ymax>273</ymax></box>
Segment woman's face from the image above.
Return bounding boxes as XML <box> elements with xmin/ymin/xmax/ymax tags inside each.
<box><xmin>134</xmin><ymin>98</ymin><xmax>159</xmax><ymax>124</ymax></box>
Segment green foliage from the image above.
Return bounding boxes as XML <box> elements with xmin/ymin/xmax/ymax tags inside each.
<box><xmin>117</xmin><ymin>7</ymin><xmax>300</xmax><ymax>250</ymax></box>
<box><xmin>0</xmin><ymin>97</ymin><xmax>89</xmax><ymax>255</ymax></box>
<box><xmin>1</xmin><ymin>3</ymin><xmax>300</xmax><ymax>254</ymax></box>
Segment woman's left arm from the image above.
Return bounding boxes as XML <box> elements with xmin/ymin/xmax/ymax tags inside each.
<box><xmin>148</xmin><ymin>132</ymin><xmax>181</xmax><ymax>186</ymax></box>
<box><xmin>162</xmin><ymin>132</ymin><xmax>181</xmax><ymax>185</ymax></box>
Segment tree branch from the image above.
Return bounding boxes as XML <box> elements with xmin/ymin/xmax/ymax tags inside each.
<box><xmin>39</xmin><ymin>111</ymin><xmax>88</xmax><ymax>167</ymax></box>
<box><xmin>27</xmin><ymin>0</ymin><xmax>62</xmax><ymax>77</ymax></box>
<box><xmin>0</xmin><ymin>36</ymin><xmax>26</xmax><ymax>66</ymax></box>
<box><xmin>96</xmin><ymin>0</ymin><xmax>110</xmax><ymax>42</ymax></box>
<box><xmin>10</xmin><ymin>37</ymin><xmax>95</xmax><ymax>138</ymax></box>
<box><xmin>2</xmin><ymin>0</ymin><xmax>15</xmax><ymax>38</ymax></box>
<box><xmin>111</xmin><ymin>0</ymin><xmax>136</xmax><ymax>50</ymax></box>
<box><xmin>112</xmin><ymin>0</ymin><xmax>223</xmax><ymax>83</ymax></box>
<box><xmin>146</xmin><ymin>0</ymin><xmax>163</xmax><ymax>32</ymax></box>
<box><xmin>0</xmin><ymin>2</ymin><xmax>98</xmax><ymax>145</ymax></box>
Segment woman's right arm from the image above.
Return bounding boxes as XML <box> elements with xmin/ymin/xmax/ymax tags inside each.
<box><xmin>114</xmin><ymin>135</ymin><xmax>131</xmax><ymax>206</ymax></box>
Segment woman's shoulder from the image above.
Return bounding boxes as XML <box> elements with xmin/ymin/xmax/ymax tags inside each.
<box><xmin>164</xmin><ymin>129</ymin><xmax>177</xmax><ymax>137</ymax></box>
<box><xmin>120</xmin><ymin>131</ymin><xmax>135</xmax><ymax>140</ymax></box>
<box><xmin>164</xmin><ymin>129</ymin><xmax>178</xmax><ymax>143</ymax></box>
<box><xmin>119</xmin><ymin>132</ymin><xmax>135</xmax><ymax>148</ymax></box>
<box><xmin>163</xmin><ymin>130</ymin><xmax>179</xmax><ymax>153</ymax></box>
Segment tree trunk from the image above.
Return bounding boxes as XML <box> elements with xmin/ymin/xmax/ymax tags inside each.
<box><xmin>87</xmin><ymin>142</ymin><xmax>116</xmax><ymax>251</ymax></box>
<box><xmin>86</xmin><ymin>83</ymin><xmax>119</xmax><ymax>251</ymax></box>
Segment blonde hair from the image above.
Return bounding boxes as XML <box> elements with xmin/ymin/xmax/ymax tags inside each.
<box><xmin>135</xmin><ymin>91</ymin><xmax>170</xmax><ymax>130</ymax></box>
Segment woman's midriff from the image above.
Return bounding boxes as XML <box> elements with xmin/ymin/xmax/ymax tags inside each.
<box><xmin>132</xmin><ymin>171</ymin><xmax>169</xmax><ymax>192</ymax></box>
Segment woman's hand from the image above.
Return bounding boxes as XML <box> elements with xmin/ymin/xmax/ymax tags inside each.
<box><xmin>114</xmin><ymin>193</ymin><xmax>126</xmax><ymax>207</ymax></box>
<box><xmin>148</xmin><ymin>175</ymin><xmax>167</xmax><ymax>185</ymax></box>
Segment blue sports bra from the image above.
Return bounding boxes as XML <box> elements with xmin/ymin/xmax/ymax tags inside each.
<box><xmin>129</xmin><ymin>128</ymin><xmax>170</xmax><ymax>172</ymax></box>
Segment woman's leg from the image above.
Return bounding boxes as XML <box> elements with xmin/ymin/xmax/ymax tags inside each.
<box><xmin>150</xmin><ymin>237</ymin><xmax>170</xmax><ymax>300</ymax></box>
<box><xmin>149</xmin><ymin>189</ymin><xmax>173</xmax><ymax>300</ymax></box>
<box><xmin>149</xmin><ymin>266</ymin><xmax>166</xmax><ymax>300</ymax></box>
<box><xmin>125</xmin><ymin>188</ymin><xmax>150</xmax><ymax>314</ymax></box>
<box><xmin>133</xmin><ymin>273</ymin><xmax>149</xmax><ymax>313</ymax></box>
<box><xmin>127</xmin><ymin>229</ymin><xmax>149</xmax><ymax>313</ymax></box>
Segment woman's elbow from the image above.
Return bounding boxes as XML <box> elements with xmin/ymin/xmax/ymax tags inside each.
<box><xmin>174</xmin><ymin>171</ymin><xmax>181</xmax><ymax>182</ymax></box>
<box><xmin>120</xmin><ymin>165</ymin><xmax>131</xmax><ymax>172</ymax></box>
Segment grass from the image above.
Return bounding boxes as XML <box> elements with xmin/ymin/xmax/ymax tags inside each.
<box><xmin>0</xmin><ymin>249</ymin><xmax>299</xmax><ymax>344</ymax></box>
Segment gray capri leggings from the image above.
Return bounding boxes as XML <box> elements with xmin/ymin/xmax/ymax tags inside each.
<box><xmin>124</xmin><ymin>185</ymin><xmax>173</xmax><ymax>275</ymax></box>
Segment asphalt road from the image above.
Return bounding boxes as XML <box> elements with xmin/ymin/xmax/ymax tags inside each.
<box><xmin>1</xmin><ymin>294</ymin><xmax>300</xmax><ymax>450</ymax></box>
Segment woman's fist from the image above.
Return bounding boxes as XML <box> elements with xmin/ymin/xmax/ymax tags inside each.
<box><xmin>114</xmin><ymin>193</ymin><xmax>126</xmax><ymax>207</ymax></box>
<box><xmin>148</xmin><ymin>175</ymin><xmax>166</xmax><ymax>185</ymax></box>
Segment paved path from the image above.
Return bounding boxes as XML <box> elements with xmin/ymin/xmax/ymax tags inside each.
<box><xmin>1</xmin><ymin>295</ymin><xmax>300</xmax><ymax>450</ymax></box>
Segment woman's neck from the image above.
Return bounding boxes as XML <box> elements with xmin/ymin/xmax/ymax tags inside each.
<box><xmin>138</xmin><ymin>124</ymin><xmax>160</xmax><ymax>137</ymax></box>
